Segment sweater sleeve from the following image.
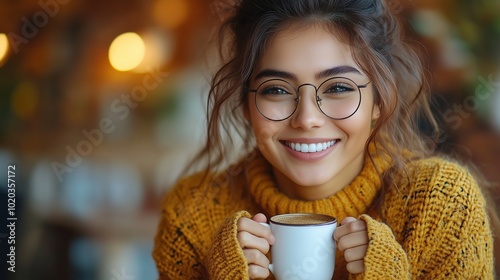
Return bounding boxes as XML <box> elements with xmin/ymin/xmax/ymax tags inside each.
<box><xmin>152</xmin><ymin>180</ymin><xmax>254</xmax><ymax>279</ymax></box>
<box><xmin>350</xmin><ymin>159</ymin><xmax>494</xmax><ymax>280</ymax></box>
<box><xmin>154</xmin><ymin>208</ymin><xmax>254</xmax><ymax>280</ymax></box>
<box><xmin>207</xmin><ymin>210</ymin><xmax>252</xmax><ymax>279</ymax></box>
<box><xmin>349</xmin><ymin>214</ymin><xmax>411</xmax><ymax>280</ymax></box>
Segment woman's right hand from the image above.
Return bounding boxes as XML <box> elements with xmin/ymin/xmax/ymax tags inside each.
<box><xmin>237</xmin><ymin>213</ymin><xmax>275</xmax><ymax>279</ymax></box>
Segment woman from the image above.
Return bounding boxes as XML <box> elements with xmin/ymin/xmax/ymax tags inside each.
<box><xmin>153</xmin><ymin>0</ymin><xmax>496</xmax><ymax>279</ymax></box>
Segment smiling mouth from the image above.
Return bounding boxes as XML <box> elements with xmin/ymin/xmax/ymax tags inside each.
<box><xmin>283</xmin><ymin>140</ymin><xmax>338</xmax><ymax>153</ymax></box>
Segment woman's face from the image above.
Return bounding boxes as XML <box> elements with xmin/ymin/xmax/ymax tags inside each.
<box><xmin>247</xmin><ymin>24</ymin><xmax>380</xmax><ymax>200</ymax></box>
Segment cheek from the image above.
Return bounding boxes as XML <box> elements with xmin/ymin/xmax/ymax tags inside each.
<box><xmin>255</xmin><ymin>121</ymin><xmax>282</xmax><ymax>142</ymax></box>
<box><xmin>336</xmin><ymin>106</ymin><xmax>373</xmax><ymax>138</ymax></box>
<box><xmin>249</xmin><ymin>105</ymin><xmax>280</xmax><ymax>146</ymax></box>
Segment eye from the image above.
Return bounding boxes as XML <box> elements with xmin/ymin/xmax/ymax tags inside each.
<box><xmin>324</xmin><ymin>83</ymin><xmax>355</xmax><ymax>94</ymax></box>
<box><xmin>261</xmin><ymin>86</ymin><xmax>293</xmax><ymax>96</ymax></box>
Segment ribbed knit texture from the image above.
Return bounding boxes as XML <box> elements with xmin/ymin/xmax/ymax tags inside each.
<box><xmin>153</xmin><ymin>149</ymin><xmax>494</xmax><ymax>279</ymax></box>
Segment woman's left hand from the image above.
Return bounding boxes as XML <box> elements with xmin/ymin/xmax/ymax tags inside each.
<box><xmin>333</xmin><ymin>217</ymin><xmax>368</xmax><ymax>274</ymax></box>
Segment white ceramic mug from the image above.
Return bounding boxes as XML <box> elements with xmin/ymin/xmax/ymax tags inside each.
<box><xmin>261</xmin><ymin>213</ymin><xmax>337</xmax><ymax>280</ymax></box>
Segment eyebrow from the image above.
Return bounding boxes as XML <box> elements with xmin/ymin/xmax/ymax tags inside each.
<box><xmin>253</xmin><ymin>65</ymin><xmax>362</xmax><ymax>81</ymax></box>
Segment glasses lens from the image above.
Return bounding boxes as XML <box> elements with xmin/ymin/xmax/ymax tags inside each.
<box><xmin>255</xmin><ymin>79</ymin><xmax>297</xmax><ymax>120</ymax></box>
<box><xmin>317</xmin><ymin>77</ymin><xmax>361</xmax><ymax>119</ymax></box>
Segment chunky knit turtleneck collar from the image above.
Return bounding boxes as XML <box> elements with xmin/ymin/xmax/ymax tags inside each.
<box><xmin>244</xmin><ymin>146</ymin><xmax>393</xmax><ymax>220</ymax></box>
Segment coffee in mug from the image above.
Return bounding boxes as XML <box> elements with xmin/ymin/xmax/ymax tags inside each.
<box><xmin>261</xmin><ymin>213</ymin><xmax>337</xmax><ymax>280</ymax></box>
<box><xmin>271</xmin><ymin>213</ymin><xmax>335</xmax><ymax>225</ymax></box>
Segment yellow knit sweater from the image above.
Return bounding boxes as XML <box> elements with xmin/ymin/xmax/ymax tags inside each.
<box><xmin>152</xmin><ymin>149</ymin><xmax>494</xmax><ymax>279</ymax></box>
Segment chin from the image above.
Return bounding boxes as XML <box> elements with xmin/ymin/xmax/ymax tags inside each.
<box><xmin>289</xmin><ymin>173</ymin><xmax>334</xmax><ymax>188</ymax></box>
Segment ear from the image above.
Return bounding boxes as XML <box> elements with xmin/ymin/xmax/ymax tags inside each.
<box><xmin>371</xmin><ymin>103</ymin><xmax>380</xmax><ymax>121</ymax></box>
<box><xmin>370</xmin><ymin>104</ymin><xmax>380</xmax><ymax>129</ymax></box>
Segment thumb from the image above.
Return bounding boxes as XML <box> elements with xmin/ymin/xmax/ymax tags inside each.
<box><xmin>341</xmin><ymin>216</ymin><xmax>357</xmax><ymax>226</ymax></box>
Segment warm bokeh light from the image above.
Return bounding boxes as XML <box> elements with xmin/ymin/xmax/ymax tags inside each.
<box><xmin>11</xmin><ymin>82</ymin><xmax>39</xmax><ymax>119</ymax></box>
<box><xmin>108</xmin><ymin>32</ymin><xmax>146</xmax><ymax>71</ymax></box>
<box><xmin>133</xmin><ymin>29</ymin><xmax>174</xmax><ymax>73</ymax></box>
<box><xmin>0</xmin><ymin>33</ymin><xmax>9</xmax><ymax>66</ymax></box>
<box><xmin>153</xmin><ymin>0</ymin><xmax>189</xmax><ymax>29</ymax></box>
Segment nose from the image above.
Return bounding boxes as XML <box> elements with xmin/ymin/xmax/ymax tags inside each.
<box><xmin>290</xmin><ymin>84</ymin><xmax>325</xmax><ymax>130</ymax></box>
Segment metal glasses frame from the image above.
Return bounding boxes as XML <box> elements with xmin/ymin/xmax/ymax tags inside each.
<box><xmin>248</xmin><ymin>77</ymin><xmax>371</xmax><ymax>121</ymax></box>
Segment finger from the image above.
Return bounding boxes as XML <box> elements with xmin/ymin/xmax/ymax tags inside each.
<box><xmin>334</xmin><ymin>219</ymin><xmax>366</xmax><ymax>241</ymax></box>
<box><xmin>252</xmin><ymin>213</ymin><xmax>268</xmax><ymax>223</ymax></box>
<box><xmin>343</xmin><ymin>245</ymin><xmax>368</xmax><ymax>262</ymax></box>
<box><xmin>341</xmin><ymin>217</ymin><xmax>357</xmax><ymax>225</ymax></box>
<box><xmin>337</xmin><ymin>231</ymin><xmax>368</xmax><ymax>252</ymax></box>
<box><xmin>237</xmin><ymin>231</ymin><xmax>271</xmax><ymax>253</ymax></box>
<box><xmin>252</xmin><ymin>214</ymin><xmax>275</xmax><ymax>243</ymax></box>
<box><xmin>243</xmin><ymin>248</ymin><xmax>270</xmax><ymax>267</ymax></box>
<box><xmin>237</xmin><ymin>217</ymin><xmax>274</xmax><ymax>244</ymax></box>
<box><xmin>248</xmin><ymin>264</ymin><xmax>270</xmax><ymax>280</ymax></box>
<box><xmin>346</xmin><ymin>259</ymin><xmax>365</xmax><ymax>274</ymax></box>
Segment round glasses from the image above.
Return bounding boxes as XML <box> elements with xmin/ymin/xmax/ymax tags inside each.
<box><xmin>248</xmin><ymin>77</ymin><xmax>371</xmax><ymax>121</ymax></box>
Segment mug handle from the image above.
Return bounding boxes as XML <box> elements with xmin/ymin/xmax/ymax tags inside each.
<box><xmin>259</xmin><ymin>222</ymin><xmax>275</xmax><ymax>274</ymax></box>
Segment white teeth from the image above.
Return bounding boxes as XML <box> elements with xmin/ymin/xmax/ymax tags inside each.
<box><xmin>310</xmin><ymin>144</ymin><xmax>317</xmax><ymax>152</ymax></box>
<box><xmin>301</xmin><ymin>143</ymin><xmax>308</xmax><ymax>152</ymax></box>
<box><xmin>316</xmin><ymin>144</ymin><xmax>322</xmax><ymax>152</ymax></box>
<box><xmin>286</xmin><ymin>140</ymin><xmax>337</xmax><ymax>153</ymax></box>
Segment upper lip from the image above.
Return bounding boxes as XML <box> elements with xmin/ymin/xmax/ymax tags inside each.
<box><xmin>280</xmin><ymin>138</ymin><xmax>339</xmax><ymax>143</ymax></box>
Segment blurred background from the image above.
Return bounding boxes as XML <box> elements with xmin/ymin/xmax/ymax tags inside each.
<box><xmin>0</xmin><ymin>0</ymin><xmax>499</xmax><ymax>279</ymax></box>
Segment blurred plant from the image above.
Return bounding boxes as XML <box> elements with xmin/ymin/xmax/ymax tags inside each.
<box><xmin>409</xmin><ymin>0</ymin><xmax>500</xmax><ymax>126</ymax></box>
<box><xmin>454</xmin><ymin>0</ymin><xmax>500</xmax><ymax>74</ymax></box>
<box><xmin>449</xmin><ymin>0</ymin><xmax>500</xmax><ymax>123</ymax></box>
